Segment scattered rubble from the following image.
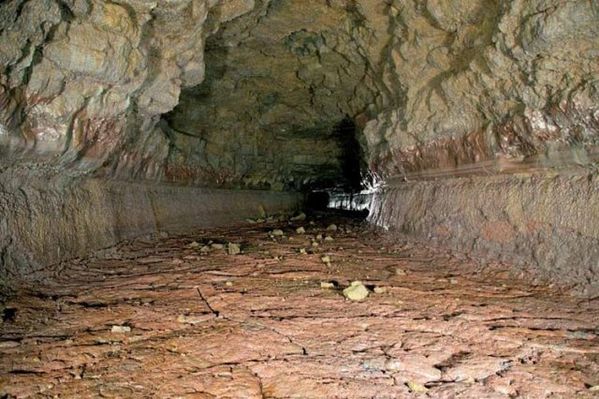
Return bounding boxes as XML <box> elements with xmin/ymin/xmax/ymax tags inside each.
<box><xmin>1</xmin><ymin>218</ymin><xmax>597</xmax><ymax>398</ymax></box>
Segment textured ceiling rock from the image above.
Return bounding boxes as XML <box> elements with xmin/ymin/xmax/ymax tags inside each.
<box><xmin>1</xmin><ymin>0</ymin><xmax>598</xmax><ymax>187</ymax></box>
<box><xmin>164</xmin><ymin>0</ymin><xmax>391</xmax><ymax>189</ymax></box>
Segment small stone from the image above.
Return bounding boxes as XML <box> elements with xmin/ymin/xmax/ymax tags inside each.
<box><xmin>271</xmin><ymin>229</ymin><xmax>284</xmax><ymax>236</ymax></box>
<box><xmin>296</xmin><ymin>227</ymin><xmax>306</xmax><ymax>234</ymax></box>
<box><xmin>177</xmin><ymin>314</ymin><xmax>211</xmax><ymax>324</ymax></box>
<box><xmin>200</xmin><ymin>245</ymin><xmax>210</xmax><ymax>253</ymax></box>
<box><xmin>111</xmin><ymin>325</ymin><xmax>131</xmax><ymax>333</ymax></box>
<box><xmin>299</xmin><ymin>248</ymin><xmax>307</xmax><ymax>254</ymax></box>
<box><xmin>227</xmin><ymin>243</ymin><xmax>241</xmax><ymax>255</ymax></box>
<box><xmin>311</xmin><ymin>241</ymin><xmax>319</xmax><ymax>247</ymax></box>
<box><xmin>343</xmin><ymin>281</ymin><xmax>369</xmax><ymax>301</ymax></box>
<box><xmin>316</xmin><ymin>234</ymin><xmax>323</xmax><ymax>240</ymax></box>
<box><xmin>327</xmin><ymin>224</ymin><xmax>338</xmax><ymax>231</ymax></box>
<box><xmin>290</xmin><ymin>212</ymin><xmax>306</xmax><ymax>221</ymax></box>
<box><xmin>225</xmin><ymin>281</ymin><xmax>234</xmax><ymax>287</ymax></box>
<box><xmin>324</xmin><ymin>235</ymin><xmax>334</xmax><ymax>241</ymax></box>
<box><xmin>396</xmin><ymin>268</ymin><xmax>407</xmax><ymax>276</ymax></box>
<box><xmin>0</xmin><ymin>340</ymin><xmax>20</xmax><ymax>348</ymax></box>
<box><xmin>211</xmin><ymin>243</ymin><xmax>224</xmax><ymax>250</ymax></box>
<box><xmin>589</xmin><ymin>386</ymin><xmax>599</xmax><ymax>392</ymax></box>
<box><xmin>321</xmin><ymin>255</ymin><xmax>331</xmax><ymax>265</ymax></box>
<box><xmin>406</xmin><ymin>381</ymin><xmax>428</xmax><ymax>394</ymax></box>
<box><xmin>320</xmin><ymin>282</ymin><xmax>335</xmax><ymax>289</ymax></box>
<box><xmin>188</xmin><ymin>241</ymin><xmax>201</xmax><ymax>249</ymax></box>
<box><xmin>374</xmin><ymin>286</ymin><xmax>386</xmax><ymax>294</ymax></box>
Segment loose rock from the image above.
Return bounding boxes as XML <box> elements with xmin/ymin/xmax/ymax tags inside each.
<box><xmin>111</xmin><ymin>325</ymin><xmax>131</xmax><ymax>333</ymax></box>
<box><xmin>406</xmin><ymin>381</ymin><xmax>428</xmax><ymax>394</ymax></box>
<box><xmin>343</xmin><ymin>281</ymin><xmax>369</xmax><ymax>301</ymax></box>
<box><xmin>290</xmin><ymin>213</ymin><xmax>307</xmax><ymax>221</ymax></box>
<box><xmin>296</xmin><ymin>227</ymin><xmax>306</xmax><ymax>234</ymax></box>
<box><xmin>227</xmin><ymin>243</ymin><xmax>241</xmax><ymax>255</ymax></box>
<box><xmin>200</xmin><ymin>246</ymin><xmax>211</xmax><ymax>254</ymax></box>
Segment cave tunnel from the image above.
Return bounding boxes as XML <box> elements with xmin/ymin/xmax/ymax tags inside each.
<box><xmin>1</xmin><ymin>0</ymin><xmax>599</xmax><ymax>397</ymax></box>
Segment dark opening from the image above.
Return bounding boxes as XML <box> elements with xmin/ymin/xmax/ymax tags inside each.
<box><xmin>334</xmin><ymin>117</ymin><xmax>363</xmax><ymax>193</ymax></box>
<box><xmin>305</xmin><ymin>117</ymin><xmax>370</xmax><ymax>216</ymax></box>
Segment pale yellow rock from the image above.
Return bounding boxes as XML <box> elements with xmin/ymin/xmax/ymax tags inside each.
<box><xmin>343</xmin><ymin>281</ymin><xmax>369</xmax><ymax>301</ymax></box>
<box><xmin>227</xmin><ymin>243</ymin><xmax>241</xmax><ymax>255</ymax></box>
<box><xmin>320</xmin><ymin>282</ymin><xmax>335</xmax><ymax>289</ymax></box>
<box><xmin>374</xmin><ymin>286</ymin><xmax>386</xmax><ymax>294</ymax></box>
<box><xmin>296</xmin><ymin>227</ymin><xmax>306</xmax><ymax>234</ymax></box>
<box><xmin>406</xmin><ymin>381</ymin><xmax>428</xmax><ymax>394</ymax></box>
<box><xmin>111</xmin><ymin>325</ymin><xmax>131</xmax><ymax>333</ymax></box>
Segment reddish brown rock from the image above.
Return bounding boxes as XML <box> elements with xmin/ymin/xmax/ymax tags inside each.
<box><xmin>1</xmin><ymin>218</ymin><xmax>598</xmax><ymax>398</ymax></box>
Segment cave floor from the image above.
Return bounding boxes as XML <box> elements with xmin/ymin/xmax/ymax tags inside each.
<box><xmin>1</xmin><ymin>216</ymin><xmax>599</xmax><ymax>398</ymax></box>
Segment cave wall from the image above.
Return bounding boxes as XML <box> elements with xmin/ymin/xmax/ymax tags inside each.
<box><xmin>363</xmin><ymin>0</ymin><xmax>599</xmax><ymax>295</ymax></box>
<box><xmin>0</xmin><ymin>0</ymin><xmax>304</xmax><ymax>290</ymax></box>
<box><xmin>1</xmin><ymin>0</ymin><xmax>599</xmax><ymax>292</ymax></box>
<box><xmin>363</xmin><ymin>0</ymin><xmax>599</xmax><ymax>176</ymax></box>
<box><xmin>164</xmin><ymin>0</ymin><xmax>390</xmax><ymax>189</ymax></box>
<box><xmin>0</xmin><ymin>174</ymin><xmax>299</xmax><ymax>292</ymax></box>
<box><xmin>0</xmin><ymin>0</ymin><xmax>260</xmax><ymax>180</ymax></box>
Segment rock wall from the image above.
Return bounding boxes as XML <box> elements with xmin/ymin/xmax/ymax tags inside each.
<box><xmin>0</xmin><ymin>0</ymin><xmax>256</xmax><ymax>180</ymax></box>
<box><xmin>1</xmin><ymin>0</ymin><xmax>598</xmax><ymax>291</ymax></box>
<box><xmin>369</xmin><ymin>174</ymin><xmax>599</xmax><ymax>296</ymax></box>
<box><xmin>363</xmin><ymin>0</ymin><xmax>599</xmax><ymax>176</ymax></box>
<box><xmin>361</xmin><ymin>0</ymin><xmax>599</xmax><ymax>293</ymax></box>
<box><xmin>0</xmin><ymin>173</ymin><xmax>300</xmax><ymax>293</ymax></box>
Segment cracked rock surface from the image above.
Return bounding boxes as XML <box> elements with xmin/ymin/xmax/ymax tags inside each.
<box><xmin>1</xmin><ymin>217</ymin><xmax>598</xmax><ymax>398</ymax></box>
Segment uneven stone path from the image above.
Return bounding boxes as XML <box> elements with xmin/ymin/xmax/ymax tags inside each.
<box><xmin>1</xmin><ymin>217</ymin><xmax>598</xmax><ymax>398</ymax></box>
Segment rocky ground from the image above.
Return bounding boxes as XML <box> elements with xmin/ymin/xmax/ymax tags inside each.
<box><xmin>1</xmin><ymin>215</ymin><xmax>598</xmax><ymax>398</ymax></box>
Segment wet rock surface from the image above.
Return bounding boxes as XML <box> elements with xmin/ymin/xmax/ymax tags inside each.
<box><xmin>1</xmin><ymin>217</ymin><xmax>598</xmax><ymax>398</ymax></box>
